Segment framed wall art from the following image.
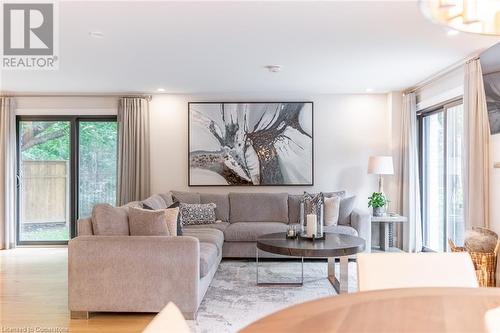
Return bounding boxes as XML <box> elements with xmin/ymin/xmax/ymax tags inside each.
<box><xmin>188</xmin><ymin>102</ymin><xmax>313</xmax><ymax>186</ymax></box>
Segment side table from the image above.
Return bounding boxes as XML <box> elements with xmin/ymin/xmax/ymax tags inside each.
<box><xmin>371</xmin><ymin>215</ymin><xmax>408</xmax><ymax>251</ymax></box>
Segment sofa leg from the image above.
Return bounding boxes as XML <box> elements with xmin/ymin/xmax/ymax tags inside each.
<box><xmin>71</xmin><ymin>311</ymin><xmax>90</xmax><ymax>319</ymax></box>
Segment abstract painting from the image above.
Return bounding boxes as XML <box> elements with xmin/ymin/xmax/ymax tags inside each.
<box><xmin>188</xmin><ymin>102</ymin><xmax>313</xmax><ymax>186</ymax></box>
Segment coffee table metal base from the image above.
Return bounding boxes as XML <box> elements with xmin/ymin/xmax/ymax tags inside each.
<box><xmin>256</xmin><ymin>249</ymin><xmax>349</xmax><ymax>293</ymax></box>
<box><xmin>328</xmin><ymin>256</ymin><xmax>349</xmax><ymax>294</ymax></box>
<box><xmin>256</xmin><ymin>248</ymin><xmax>304</xmax><ymax>286</ymax></box>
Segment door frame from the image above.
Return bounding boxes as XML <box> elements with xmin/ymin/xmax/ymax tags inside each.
<box><xmin>417</xmin><ymin>98</ymin><xmax>463</xmax><ymax>252</ymax></box>
<box><xmin>16</xmin><ymin>115</ymin><xmax>117</xmax><ymax>245</ymax></box>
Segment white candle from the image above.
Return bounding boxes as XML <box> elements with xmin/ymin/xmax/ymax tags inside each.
<box><xmin>306</xmin><ymin>214</ymin><xmax>317</xmax><ymax>237</ymax></box>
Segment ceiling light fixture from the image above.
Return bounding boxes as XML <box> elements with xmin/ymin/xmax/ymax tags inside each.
<box><xmin>421</xmin><ymin>0</ymin><xmax>500</xmax><ymax>36</ymax></box>
<box><xmin>89</xmin><ymin>31</ymin><xmax>104</xmax><ymax>38</ymax></box>
<box><xmin>264</xmin><ymin>65</ymin><xmax>282</xmax><ymax>73</ymax></box>
<box><xmin>156</xmin><ymin>88</ymin><xmax>166</xmax><ymax>92</ymax></box>
<box><xmin>366</xmin><ymin>88</ymin><xmax>374</xmax><ymax>93</ymax></box>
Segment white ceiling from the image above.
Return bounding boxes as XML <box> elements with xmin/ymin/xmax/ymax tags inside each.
<box><xmin>2</xmin><ymin>0</ymin><xmax>500</xmax><ymax>94</ymax></box>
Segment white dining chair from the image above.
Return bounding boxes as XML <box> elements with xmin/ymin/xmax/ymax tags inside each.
<box><xmin>142</xmin><ymin>302</ymin><xmax>191</xmax><ymax>333</ymax></box>
<box><xmin>357</xmin><ymin>252</ymin><xmax>479</xmax><ymax>292</ymax></box>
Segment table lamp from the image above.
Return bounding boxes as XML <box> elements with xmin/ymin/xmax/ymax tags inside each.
<box><xmin>367</xmin><ymin>156</ymin><xmax>394</xmax><ymax>193</ymax></box>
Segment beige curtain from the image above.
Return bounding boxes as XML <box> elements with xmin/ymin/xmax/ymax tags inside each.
<box><xmin>464</xmin><ymin>59</ymin><xmax>490</xmax><ymax>229</ymax></box>
<box><xmin>398</xmin><ymin>92</ymin><xmax>423</xmax><ymax>252</ymax></box>
<box><xmin>0</xmin><ymin>97</ymin><xmax>16</xmax><ymax>250</ymax></box>
<box><xmin>117</xmin><ymin>97</ymin><xmax>151</xmax><ymax>205</ymax></box>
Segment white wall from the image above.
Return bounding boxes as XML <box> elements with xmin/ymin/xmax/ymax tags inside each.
<box><xmin>150</xmin><ymin>93</ymin><xmax>391</xmax><ymax>210</ymax></box>
<box><xmin>15</xmin><ymin>96</ymin><xmax>117</xmax><ymax>115</ymax></box>
<box><xmin>416</xmin><ymin>67</ymin><xmax>464</xmax><ymax>110</ymax></box>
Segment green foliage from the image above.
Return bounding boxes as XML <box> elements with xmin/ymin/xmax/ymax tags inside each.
<box><xmin>20</xmin><ymin>120</ymin><xmax>118</xmax><ymax>219</ymax></box>
<box><xmin>21</xmin><ymin>121</ymin><xmax>70</xmax><ymax>160</ymax></box>
<box><xmin>368</xmin><ymin>192</ymin><xmax>387</xmax><ymax>208</ymax></box>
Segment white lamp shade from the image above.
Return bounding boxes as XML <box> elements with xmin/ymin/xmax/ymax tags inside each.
<box><xmin>368</xmin><ymin>156</ymin><xmax>394</xmax><ymax>175</ymax></box>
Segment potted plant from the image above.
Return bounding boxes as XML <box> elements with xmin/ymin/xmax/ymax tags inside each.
<box><xmin>368</xmin><ymin>192</ymin><xmax>388</xmax><ymax>217</ymax></box>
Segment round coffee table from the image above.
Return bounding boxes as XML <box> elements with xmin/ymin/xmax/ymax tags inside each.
<box><xmin>256</xmin><ymin>232</ymin><xmax>365</xmax><ymax>294</ymax></box>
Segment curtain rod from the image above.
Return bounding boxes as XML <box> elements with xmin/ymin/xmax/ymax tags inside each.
<box><xmin>0</xmin><ymin>93</ymin><xmax>152</xmax><ymax>101</ymax></box>
<box><xmin>404</xmin><ymin>54</ymin><xmax>480</xmax><ymax>95</ymax></box>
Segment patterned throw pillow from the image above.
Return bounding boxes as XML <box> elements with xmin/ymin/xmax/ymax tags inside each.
<box><xmin>179</xmin><ymin>203</ymin><xmax>216</xmax><ymax>225</ymax></box>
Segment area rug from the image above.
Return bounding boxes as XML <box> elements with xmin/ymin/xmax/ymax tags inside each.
<box><xmin>188</xmin><ymin>260</ymin><xmax>358</xmax><ymax>333</ymax></box>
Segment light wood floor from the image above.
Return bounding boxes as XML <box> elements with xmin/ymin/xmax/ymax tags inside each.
<box><xmin>0</xmin><ymin>248</ymin><xmax>155</xmax><ymax>333</ymax></box>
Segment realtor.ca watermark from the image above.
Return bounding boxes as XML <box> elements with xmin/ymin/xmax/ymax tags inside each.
<box><xmin>1</xmin><ymin>1</ymin><xmax>59</xmax><ymax>70</ymax></box>
<box><xmin>1</xmin><ymin>327</ymin><xmax>68</xmax><ymax>332</ymax></box>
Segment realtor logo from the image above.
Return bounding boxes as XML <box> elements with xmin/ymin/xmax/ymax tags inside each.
<box><xmin>1</xmin><ymin>1</ymin><xmax>58</xmax><ymax>69</ymax></box>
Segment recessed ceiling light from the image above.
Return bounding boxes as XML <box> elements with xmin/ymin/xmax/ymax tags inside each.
<box><xmin>264</xmin><ymin>65</ymin><xmax>282</xmax><ymax>73</ymax></box>
<box><xmin>156</xmin><ymin>88</ymin><xmax>166</xmax><ymax>92</ymax></box>
<box><xmin>89</xmin><ymin>31</ymin><xmax>104</xmax><ymax>38</ymax></box>
<box><xmin>366</xmin><ymin>88</ymin><xmax>374</xmax><ymax>93</ymax></box>
<box><xmin>447</xmin><ymin>29</ymin><xmax>459</xmax><ymax>36</ymax></box>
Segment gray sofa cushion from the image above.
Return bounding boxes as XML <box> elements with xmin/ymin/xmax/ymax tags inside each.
<box><xmin>325</xmin><ymin>190</ymin><xmax>347</xmax><ymax>199</ymax></box>
<box><xmin>183</xmin><ymin>221</ymin><xmax>230</xmax><ymax>233</ymax></box>
<box><xmin>288</xmin><ymin>194</ymin><xmax>302</xmax><ymax>224</ymax></box>
<box><xmin>224</xmin><ymin>222</ymin><xmax>289</xmax><ymax>242</ymax></box>
<box><xmin>324</xmin><ymin>224</ymin><xmax>358</xmax><ymax>236</ymax></box>
<box><xmin>200</xmin><ymin>193</ymin><xmax>230</xmax><ymax>222</ymax></box>
<box><xmin>338</xmin><ymin>196</ymin><xmax>356</xmax><ymax>225</ymax></box>
<box><xmin>199</xmin><ymin>242</ymin><xmax>219</xmax><ymax>278</ymax></box>
<box><xmin>172</xmin><ymin>191</ymin><xmax>201</xmax><ymax>204</ymax></box>
<box><xmin>91</xmin><ymin>204</ymin><xmax>129</xmax><ymax>236</ymax></box>
<box><xmin>183</xmin><ymin>228</ymin><xmax>224</xmax><ymax>255</ymax></box>
<box><xmin>229</xmin><ymin>193</ymin><xmax>289</xmax><ymax>223</ymax></box>
<box><xmin>141</xmin><ymin>194</ymin><xmax>168</xmax><ymax>210</ymax></box>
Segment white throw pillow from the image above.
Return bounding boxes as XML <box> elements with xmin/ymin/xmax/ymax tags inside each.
<box><xmin>324</xmin><ymin>196</ymin><xmax>341</xmax><ymax>226</ymax></box>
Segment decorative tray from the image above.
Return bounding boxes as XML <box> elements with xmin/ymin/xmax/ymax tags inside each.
<box><xmin>298</xmin><ymin>232</ymin><xmax>325</xmax><ymax>241</ymax></box>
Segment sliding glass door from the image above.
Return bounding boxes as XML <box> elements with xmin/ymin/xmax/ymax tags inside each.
<box><xmin>78</xmin><ymin>121</ymin><xmax>118</xmax><ymax>218</ymax></box>
<box><xmin>420</xmin><ymin>101</ymin><xmax>464</xmax><ymax>252</ymax></box>
<box><xmin>18</xmin><ymin>120</ymin><xmax>72</xmax><ymax>242</ymax></box>
<box><xmin>17</xmin><ymin>116</ymin><xmax>117</xmax><ymax>245</ymax></box>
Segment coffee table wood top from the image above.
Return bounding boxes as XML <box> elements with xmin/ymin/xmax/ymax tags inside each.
<box><xmin>256</xmin><ymin>232</ymin><xmax>365</xmax><ymax>257</ymax></box>
<box><xmin>240</xmin><ymin>287</ymin><xmax>500</xmax><ymax>333</ymax></box>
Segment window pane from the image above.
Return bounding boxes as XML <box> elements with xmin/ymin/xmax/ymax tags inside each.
<box><xmin>423</xmin><ymin>112</ymin><xmax>445</xmax><ymax>251</ymax></box>
<box><xmin>421</xmin><ymin>103</ymin><xmax>465</xmax><ymax>252</ymax></box>
<box><xmin>78</xmin><ymin>121</ymin><xmax>118</xmax><ymax>218</ymax></box>
<box><xmin>19</xmin><ymin>121</ymin><xmax>71</xmax><ymax>241</ymax></box>
<box><xmin>446</xmin><ymin>104</ymin><xmax>465</xmax><ymax>247</ymax></box>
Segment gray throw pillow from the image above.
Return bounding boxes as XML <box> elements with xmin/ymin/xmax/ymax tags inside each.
<box><xmin>141</xmin><ymin>194</ymin><xmax>167</xmax><ymax>210</ymax></box>
<box><xmin>338</xmin><ymin>196</ymin><xmax>356</xmax><ymax>225</ymax></box>
<box><xmin>159</xmin><ymin>192</ymin><xmax>174</xmax><ymax>206</ymax></box>
<box><xmin>128</xmin><ymin>207</ymin><xmax>178</xmax><ymax>236</ymax></box>
<box><xmin>172</xmin><ymin>191</ymin><xmax>201</xmax><ymax>204</ymax></box>
<box><xmin>91</xmin><ymin>204</ymin><xmax>130</xmax><ymax>235</ymax></box>
<box><xmin>180</xmin><ymin>203</ymin><xmax>216</xmax><ymax>225</ymax></box>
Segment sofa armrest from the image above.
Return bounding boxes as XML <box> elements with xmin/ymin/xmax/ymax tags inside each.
<box><xmin>350</xmin><ymin>209</ymin><xmax>371</xmax><ymax>253</ymax></box>
<box><xmin>68</xmin><ymin>236</ymin><xmax>200</xmax><ymax>316</ymax></box>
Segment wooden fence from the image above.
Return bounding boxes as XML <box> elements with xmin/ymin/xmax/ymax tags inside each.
<box><xmin>21</xmin><ymin>160</ymin><xmax>69</xmax><ymax>224</ymax></box>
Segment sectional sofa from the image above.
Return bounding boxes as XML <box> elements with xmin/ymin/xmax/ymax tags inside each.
<box><xmin>68</xmin><ymin>191</ymin><xmax>370</xmax><ymax>319</ymax></box>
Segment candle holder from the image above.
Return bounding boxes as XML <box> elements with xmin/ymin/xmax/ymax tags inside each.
<box><xmin>286</xmin><ymin>225</ymin><xmax>298</xmax><ymax>239</ymax></box>
<box><xmin>299</xmin><ymin>192</ymin><xmax>325</xmax><ymax>240</ymax></box>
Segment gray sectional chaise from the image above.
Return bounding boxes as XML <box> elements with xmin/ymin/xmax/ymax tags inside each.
<box><xmin>68</xmin><ymin>191</ymin><xmax>371</xmax><ymax>319</ymax></box>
